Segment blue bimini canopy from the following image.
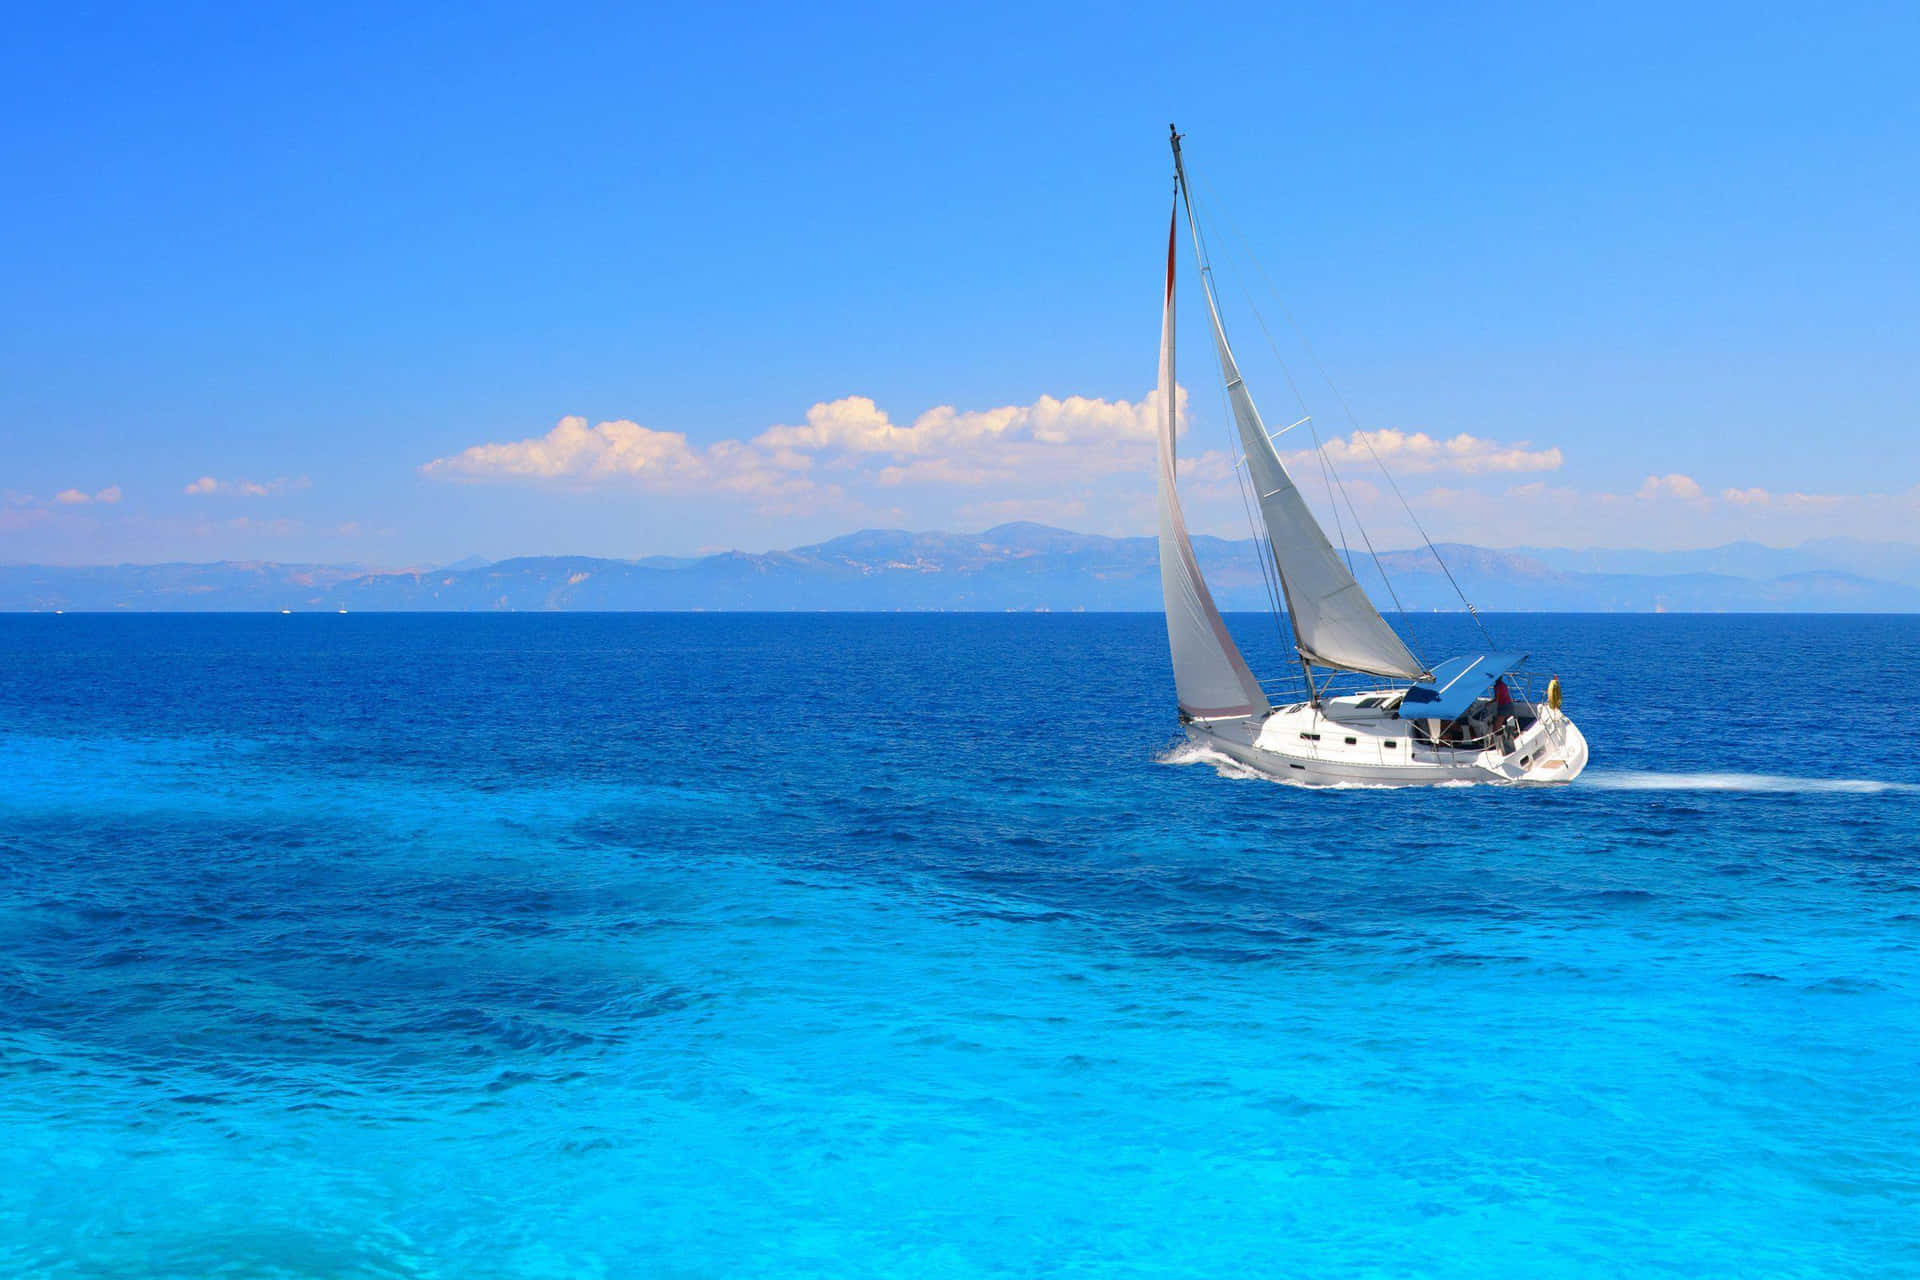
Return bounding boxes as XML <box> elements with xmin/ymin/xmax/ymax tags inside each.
<box><xmin>1397</xmin><ymin>652</ymin><xmax>1529</xmax><ymax>723</ymax></box>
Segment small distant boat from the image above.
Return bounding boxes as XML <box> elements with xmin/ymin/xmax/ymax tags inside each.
<box><xmin>1155</xmin><ymin>127</ymin><xmax>1587</xmax><ymax>786</ymax></box>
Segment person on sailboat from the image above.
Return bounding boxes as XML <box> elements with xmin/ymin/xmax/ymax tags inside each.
<box><xmin>1493</xmin><ymin>678</ymin><xmax>1518</xmax><ymax>752</ymax></box>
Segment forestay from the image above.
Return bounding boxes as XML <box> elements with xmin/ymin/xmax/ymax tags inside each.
<box><xmin>1177</xmin><ymin>195</ymin><xmax>1428</xmax><ymax>681</ymax></box>
<box><xmin>1155</xmin><ymin>207</ymin><xmax>1271</xmax><ymax>721</ymax></box>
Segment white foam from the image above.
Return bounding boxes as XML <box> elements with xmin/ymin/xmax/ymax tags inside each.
<box><xmin>1581</xmin><ymin>771</ymin><xmax>1917</xmax><ymax>795</ymax></box>
<box><xmin>1155</xmin><ymin>740</ymin><xmax>1479</xmax><ymax>790</ymax></box>
<box><xmin>1159</xmin><ymin>747</ymin><xmax>1917</xmax><ymax>796</ymax></box>
<box><xmin>1156</xmin><ymin>740</ymin><xmax>1269</xmax><ymax>782</ymax></box>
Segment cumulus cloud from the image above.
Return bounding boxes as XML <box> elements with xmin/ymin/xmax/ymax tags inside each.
<box><xmin>421</xmin><ymin>391</ymin><xmax>1183</xmax><ymax>517</ymax></box>
<box><xmin>51</xmin><ymin>485</ymin><xmax>121</xmax><ymax>505</ymax></box>
<box><xmin>756</xmin><ymin>392</ymin><xmax>1162</xmax><ymax>460</ymax></box>
<box><xmin>1716</xmin><ymin>485</ymin><xmax>1866</xmax><ymax>511</ymax></box>
<box><xmin>420</xmin><ymin>414</ymin><xmax>820</xmax><ymax>504</ymax></box>
<box><xmin>1405</xmin><ymin>475</ymin><xmax>1920</xmax><ymax>550</ymax></box>
<box><xmin>184</xmin><ymin>475</ymin><xmax>309</xmax><ymax>497</ymax></box>
<box><xmin>1637</xmin><ymin>473</ymin><xmax>1705</xmax><ymax>501</ymax></box>
<box><xmin>419</xmin><ymin>390</ymin><xmax>1594</xmax><ymax>545</ymax></box>
<box><xmin>1304</xmin><ymin>428</ymin><xmax>1562</xmax><ymax>476</ymax></box>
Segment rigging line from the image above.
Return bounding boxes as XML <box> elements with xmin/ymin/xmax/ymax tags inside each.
<box><xmin>1185</xmin><ymin>178</ymin><xmax>1293</xmax><ymax>661</ymax></box>
<box><xmin>1202</xmin><ymin>235</ymin><xmax>1294</xmax><ymax>664</ymax></box>
<box><xmin>1178</xmin><ymin>157</ymin><xmax>1316</xmax><ymax>698</ymax></box>
<box><xmin>1287</xmin><ymin>354</ymin><xmax>1352</xmax><ymax>577</ymax></box>
<box><xmin>1307</xmin><ymin>416</ymin><xmax>1355</xmax><ymax>578</ymax></box>
<box><xmin>1192</xmin><ymin>185</ymin><xmax>1314</xmax><ymax>669</ymax></box>
<box><xmin>1326</xmin><ymin>446</ymin><xmax>1419</xmax><ymax>672</ymax></box>
<box><xmin>1193</xmin><ymin>176</ymin><xmax>1421</xmax><ymax>637</ymax></box>
<box><xmin>1174</xmin><ymin>164</ymin><xmax>1291</xmax><ymax>680</ymax></box>
<box><xmin>1198</xmin><ymin>189</ymin><xmax>1357</xmax><ymax>586</ymax></box>
<box><xmin>1208</xmin><ymin>347</ymin><xmax>1284</xmax><ymax>633</ymax></box>
<box><xmin>1220</xmin><ymin>229</ymin><xmax>1422</xmax><ymax>646</ymax></box>
<box><xmin>1194</xmin><ymin>171</ymin><xmax>1496</xmax><ymax>647</ymax></box>
<box><xmin>1189</xmin><ymin>187</ymin><xmax>1313</xmax><ymax>421</ymax></box>
<box><xmin>1350</xmin><ymin>423</ymin><xmax>1497</xmax><ymax>646</ymax></box>
<box><xmin>1238</xmin><ymin>457</ymin><xmax>1297</xmax><ymax>681</ymax></box>
<box><xmin>1306</xmin><ymin>408</ymin><xmax>1422</xmax><ymax>650</ymax></box>
<box><xmin>1230</xmin><ymin>446</ymin><xmax>1292</xmax><ymax>658</ymax></box>
<box><xmin>1177</xmin><ymin>165</ymin><xmax>1283</xmax><ymax>648</ymax></box>
<box><xmin>1241</xmin><ymin>460</ymin><xmax>1296</xmax><ymax>665</ymax></box>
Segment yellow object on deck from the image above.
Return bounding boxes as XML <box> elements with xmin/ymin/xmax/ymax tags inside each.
<box><xmin>1547</xmin><ymin>676</ymin><xmax>1562</xmax><ymax>710</ymax></box>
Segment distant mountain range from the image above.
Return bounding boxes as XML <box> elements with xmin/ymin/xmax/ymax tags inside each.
<box><xmin>6</xmin><ymin>524</ymin><xmax>1920</xmax><ymax>612</ymax></box>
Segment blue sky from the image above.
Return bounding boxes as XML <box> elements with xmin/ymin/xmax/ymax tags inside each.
<box><xmin>3</xmin><ymin>2</ymin><xmax>1916</xmax><ymax>564</ymax></box>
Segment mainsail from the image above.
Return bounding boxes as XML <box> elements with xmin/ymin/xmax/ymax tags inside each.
<box><xmin>1155</xmin><ymin>205</ymin><xmax>1271</xmax><ymax>721</ymax></box>
<box><xmin>1173</xmin><ymin>149</ymin><xmax>1427</xmax><ymax>682</ymax></box>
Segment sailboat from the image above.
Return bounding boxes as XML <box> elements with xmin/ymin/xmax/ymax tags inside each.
<box><xmin>1156</xmin><ymin>127</ymin><xmax>1588</xmax><ymax>786</ymax></box>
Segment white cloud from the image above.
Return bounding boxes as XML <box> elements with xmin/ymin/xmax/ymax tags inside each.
<box><xmin>421</xmin><ymin>414</ymin><xmax>820</xmax><ymax>504</ymax></box>
<box><xmin>183</xmin><ymin>475</ymin><xmax>309</xmax><ymax>497</ymax></box>
<box><xmin>419</xmin><ymin>390</ymin><xmax>1920</xmax><ymax>551</ymax></box>
<box><xmin>1717</xmin><ymin>484</ymin><xmax>1871</xmax><ymax>513</ymax></box>
<box><xmin>417</xmin><ymin>390</ymin><xmax>1594</xmax><ymax>548</ymax></box>
<box><xmin>755</xmin><ymin>393</ymin><xmax>1161</xmax><ymax>460</ymax></box>
<box><xmin>420</xmin><ymin>391</ymin><xmax>1183</xmax><ymax>519</ymax></box>
<box><xmin>50</xmin><ymin>485</ymin><xmax>120</xmax><ymax>505</ymax></box>
<box><xmin>1177</xmin><ymin>449</ymin><xmax>1237</xmax><ymax>486</ymax></box>
<box><xmin>1406</xmin><ymin>476</ymin><xmax>1920</xmax><ymax>550</ymax></box>
<box><xmin>1303</xmin><ymin>428</ymin><xmax>1561</xmax><ymax>476</ymax></box>
<box><xmin>1637</xmin><ymin>473</ymin><xmax>1706</xmax><ymax>501</ymax></box>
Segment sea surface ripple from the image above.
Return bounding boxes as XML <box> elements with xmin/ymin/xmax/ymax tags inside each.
<box><xmin>1</xmin><ymin>613</ymin><xmax>1916</xmax><ymax>1277</ymax></box>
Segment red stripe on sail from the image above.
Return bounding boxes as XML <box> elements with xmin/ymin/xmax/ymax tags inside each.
<box><xmin>1166</xmin><ymin>208</ymin><xmax>1177</xmax><ymax>301</ymax></box>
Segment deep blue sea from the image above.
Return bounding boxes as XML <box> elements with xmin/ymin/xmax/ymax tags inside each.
<box><xmin>2</xmin><ymin>613</ymin><xmax>1916</xmax><ymax>1278</ymax></box>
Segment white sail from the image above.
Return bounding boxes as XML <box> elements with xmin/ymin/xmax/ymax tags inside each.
<box><xmin>1156</xmin><ymin>208</ymin><xmax>1271</xmax><ymax>721</ymax></box>
<box><xmin>1181</xmin><ymin>212</ymin><xmax>1426</xmax><ymax>681</ymax></box>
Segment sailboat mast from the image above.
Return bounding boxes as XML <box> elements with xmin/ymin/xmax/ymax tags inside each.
<box><xmin>1153</xmin><ymin>128</ymin><xmax>1271</xmax><ymax>724</ymax></box>
<box><xmin>1169</xmin><ymin>125</ymin><xmax>1320</xmax><ymax>704</ymax></box>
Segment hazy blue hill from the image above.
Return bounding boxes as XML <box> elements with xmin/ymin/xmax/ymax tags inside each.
<box><xmin>6</xmin><ymin>527</ymin><xmax>1919</xmax><ymax>612</ymax></box>
<box><xmin>1520</xmin><ymin>538</ymin><xmax>1920</xmax><ymax>588</ymax></box>
<box><xmin>0</xmin><ymin>561</ymin><xmax>369</xmax><ymax>612</ymax></box>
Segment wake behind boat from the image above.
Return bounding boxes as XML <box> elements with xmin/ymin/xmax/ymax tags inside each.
<box><xmin>1155</xmin><ymin>127</ymin><xmax>1588</xmax><ymax>786</ymax></box>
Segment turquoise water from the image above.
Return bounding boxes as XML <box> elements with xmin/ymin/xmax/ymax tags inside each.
<box><xmin>2</xmin><ymin>613</ymin><xmax>1916</xmax><ymax>1277</ymax></box>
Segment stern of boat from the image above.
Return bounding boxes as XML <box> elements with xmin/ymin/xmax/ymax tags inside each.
<box><xmin>1491</xmin><ymin>706</ymin><xmax>1589</xmax><ymax>785</ymax></box>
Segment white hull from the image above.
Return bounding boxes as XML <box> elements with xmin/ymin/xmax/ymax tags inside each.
<box><xmin>1187</xmin><ymin>695</ymin><xmax>1589</xmax><ymax>787</ymax></box>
